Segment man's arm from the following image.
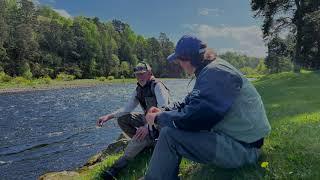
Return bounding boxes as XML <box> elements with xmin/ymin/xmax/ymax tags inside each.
<box><xmin>155</xmin><ymin>68</ymin><xmax>243</xmax><ymax>131</ymax></box>
<box><xmin>111</xmin><ymin>90</ymin><xmax>140</xmax><ymax>118</ymax></box>
<box><xmin>154</xmin><ymin>82</ymin><xmax>170</xmax><ymax>108</ymax></box>
<box><xmin>97</xmin><ymin>90</ymin><xmax>140</xmax><ymax>126</ymax></box>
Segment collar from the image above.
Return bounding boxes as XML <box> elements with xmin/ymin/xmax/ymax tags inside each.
<box><xmin>137</xmin><ymin>77</ymin><xmax>155</xmax><ymax>87</ymax></box>
<box><xmin>194</xmin><ymin>60</ymin><xmax>211</xmax><ymax>77</ymax></box>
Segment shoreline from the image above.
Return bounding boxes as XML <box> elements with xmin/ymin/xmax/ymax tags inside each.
<box><xmin>0</xmin><ymin>79</ymin><xmax>136</xmax><ymax>94</ymax></box>
<box><xmin>0</xmin><ymin>78</ymin><xmax>178</xmax><ymax>94</ymax></box>
<box><xmin>0</xmin><ymin>84</ymin><xmax>98</xmax><ymax>94</ymax></box>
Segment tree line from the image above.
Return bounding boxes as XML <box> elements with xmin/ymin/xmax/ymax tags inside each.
<box><xmin>0</xmin><ymin>0</ymin><xmax>185</xmax><ymax>79</ymax></box>
<box><xmin>1</xmin><ymin>0</ymin><xmax>305</xmax><ymax>81</ymax></box>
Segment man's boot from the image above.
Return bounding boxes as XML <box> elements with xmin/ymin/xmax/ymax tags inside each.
<box><xmin>102</xmin><ymin>156</ymin><xmax>128</xmax><ymax>180</ymax></box>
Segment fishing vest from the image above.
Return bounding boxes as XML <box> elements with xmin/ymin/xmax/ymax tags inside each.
<box><xmin>211</xmin><ymin>58</ymin><xmax>271</xmax><ymax>143</ymax></box>
<box><xmin>135</xmin><ymin>79</ymin><xmax>168</xmax><ymax>113</ymax></box>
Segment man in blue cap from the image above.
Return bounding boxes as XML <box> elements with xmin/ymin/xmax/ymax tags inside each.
<box><xmin>143</xmin><ymin>35</ymin><xmax>271</xmax><ymax>179</ymax></box>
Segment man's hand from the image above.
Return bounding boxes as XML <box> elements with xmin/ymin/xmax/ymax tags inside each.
<box><xmin>146</xmin><ymin>112</ymin><xmax>158</xmax><ymax>126</ymax></box>
<box><xmin>148</xmin><ymin>107</ymin><xmax>161</xmax><ymax>114</ymax></box>
<box><xmin>133</xmin><ymin>126</ymin><xmax>148</xmax><ymax>141</ymax></box>
<box><xmin>97</xmin><ymin>114</ymin><xmax>114</xmax><ymax>127</ymax></box>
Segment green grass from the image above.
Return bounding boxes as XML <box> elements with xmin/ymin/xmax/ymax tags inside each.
<box><xmin>0</xmin><ymin>78</ymin><xmax>138</xmax><ymax>92</ymax></box>
<box><xmin>46</xmin><ymin>71</ymin><xmax>320</xmax><ymax>179</ymax></box>
<box><xmin>0</xmin><ymin>78</ymin><xmax>177</xmax><ymax>93</ymax></box>
<box><xmin>79</xmin><ymin>150</ymin><xmax>153</xmax><ymax>180</ymax></box>
<box><xmin>245</xmin><ymin>74</ymin><xmax>265</xmax><ymax>79</ymax></box>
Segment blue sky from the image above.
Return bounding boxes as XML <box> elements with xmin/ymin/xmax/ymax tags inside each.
<box><xmin>36</xmin><ymin>0</ymin><xmax>266</xmax><ymax>57</ymax></box>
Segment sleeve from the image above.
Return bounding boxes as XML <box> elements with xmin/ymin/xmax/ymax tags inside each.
<box><xmin>154</xmin><ymin>82</ymin><xmax>170</xmax><ymax>108</ymax></box>
<box><xmin>156</xmin><ymin>68</ymin><xmax>243</xmax><ymax>131</ymax></box>
<box><xmin>111</xmin><ymin>90</ymin><xmax>140</xmax><ymax>118</ymax></box>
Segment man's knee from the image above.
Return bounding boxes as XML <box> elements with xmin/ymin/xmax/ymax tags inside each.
<box><xmin>159</xmin><ymin>127</ymin><xmax>176</xmax><ymax>139</ymax></box>
<box><xmin>117</xmin><ymin>114</ymin><xmax>132</xmax><ymax>125</ymax></box>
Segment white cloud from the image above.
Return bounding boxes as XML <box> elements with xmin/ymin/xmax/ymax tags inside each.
<box><xmin>198</xmin><ymin>8</ymin><xmax>224</xmax><ymax>16</ymax></box>
<box><xmin>217</xmin><ymin>48</ymin><xmax>245</xmax><ymax>55</ymax></box>
<box><xmin>32</xmin><ymin>0</ymin><xmax>40</xmax><ymax>6</ymax></box>
<box><xmin>53</xmin><ymin>9</ymin><xmax>72</xmax><ymax>19</ymax></box>
<box><xmin>184</xmin><ymin>24</ymin><xmax>267</xmax><ymax>57</ymax></box>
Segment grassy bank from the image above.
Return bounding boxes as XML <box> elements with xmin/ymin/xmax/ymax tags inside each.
<box><xmin>44</xmin><ymin>71</ymin><xmax>320</xmax><ymax>179</ymax></box>
<box><xmin>0</xmin><ymin>75</ymin><xmax>177</xmax><ymax>94</ymax></box>
<box><xmin>0</xmin><ymin>78</ymin><xmax>138</xmax><ymax>93</ymax></box>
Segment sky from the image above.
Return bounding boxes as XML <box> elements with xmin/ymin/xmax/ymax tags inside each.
<box><xmin>35</xmin><ymin>0</ymin><xmax>266</xmax><ymax>58</ymax></box>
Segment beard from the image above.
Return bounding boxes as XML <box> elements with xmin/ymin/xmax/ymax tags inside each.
<box><xmin>138</xmin><ymin>79</ymin><xmax>147</xmax><ymax>86</ymax></box>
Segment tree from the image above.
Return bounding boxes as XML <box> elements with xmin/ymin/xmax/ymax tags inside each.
<box><xmin>251</xmin><ymin>0</ymin><xmax>320</xmax><ymax>71</ymax></box>
<box><xmin>112</xmin><ymin>19</ymin><xmax>127</xmax><ymax>33</ymax></box>
<box><xmin>158</xmin><ymin>33</ymin><xmax>175</xmax><ymax>77</ymax></box>
<box><xmin>146</xmin><ymin>37</ymin><xmax>162</xmax><ymax>76</ymax></box>
<box><xmin>265</xmin><ymin>36</ymin><xmax>293</xmax><ymax>73</ymax></box>
<box><xmin>0</xmin><ymin>0</ymin><xmax>8</xmax><ymax>68</ymax></box>
<box><xmin>135</xmin><ymin>35</ymin><xmax>147</xmax><ymax>62</ymax></box>
<box><xmin>110</xmin><ymin>54</ymin><xmax>120</xmax><ymax>76</ymax></box>
<box><xmin>255</xmin><ymin>59</ymin><xmax>268</xmax><ymax>74</ymax></box>
<box><xmin>240</xmin><ymin>67</ymin><xmax>256</xmax><ymax>75</ymax></box>
<box><xmin>220</xmin><ymin>52</ymin><xmax>260</xmax><ymax>70</ymax></box>
<box><xmin>119</xmin><ymin>61</ymin><xmax>130</xmax><ymax>77</ymax></box>
<box><xmin>4</xmin><ymin>0</ymin><xmax>39</xmax><ymax>76</ymax></box>
<box><xmin>302</xmin><ymin>10</ymin><xmax>320</xmax><ymax>69</ymax></box>
<box><xmin>251</xmin><ymin>0</ymin><xmax>303</xmax><ymax>72</ymax></box>
<box><xmin>0</xmin><ymin>0</ymin><xmax>181</xmax><ymax>79</ymax></box>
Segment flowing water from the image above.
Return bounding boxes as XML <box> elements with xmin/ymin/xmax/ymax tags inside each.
<box><xmin>0</xmin><ymin>79</ymin><xmax>193</xmax><ymax>180</ymax></box>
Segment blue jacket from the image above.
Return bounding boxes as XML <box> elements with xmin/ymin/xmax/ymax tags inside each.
<box><xmin>156</xmin><ymin>59</ymin><xmax>243</xmax><ymax>131</ymax></box>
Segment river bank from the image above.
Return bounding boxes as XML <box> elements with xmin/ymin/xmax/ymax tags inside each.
<box><xmin>38</xmin><ymin>71</ymin><xmax>320</xmax><ymax>179</ymax></box>
<box><xmin>0</xmin><ymin>78</ymin><xmax>183</xmax><ymax>94</ymax></box>
<box><xmin>0</xmin><ymin>78</ymin><xmax>137</xmax><ymax>94</ymax></box>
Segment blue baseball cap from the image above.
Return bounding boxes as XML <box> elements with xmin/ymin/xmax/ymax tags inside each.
<box><xmin>167</xmin><ymin>35</ymin><xmax>206</xmax><ymax>62</ymax></box>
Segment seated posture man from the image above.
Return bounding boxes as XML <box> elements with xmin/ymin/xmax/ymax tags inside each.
<box><xmin>97</xmin><ymin>62</ymin><xmax>170</xmax><ymax>180</ymax></box>
<box><xmin>144</xmin><ymin>35</ymin><xmax>271</xmax><ymax>180</ymax></box>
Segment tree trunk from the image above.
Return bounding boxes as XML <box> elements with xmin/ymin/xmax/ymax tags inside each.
<box><xmin>293</xmin><ymin>0</ymin><xmax>304</xmax><ymax>73</ymax></box>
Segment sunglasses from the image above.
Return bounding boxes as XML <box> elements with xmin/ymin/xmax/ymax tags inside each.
<box><xmin>133</xmin><ymin>66</ymin><xmax>147</xmax><ymax>73</ymax></box>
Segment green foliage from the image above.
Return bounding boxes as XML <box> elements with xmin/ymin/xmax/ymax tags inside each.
<box><xmin>96</xmin><ymin>76</ymin><xmax>106</xmax><ymax>81</ymax></box>
<box><xmin>220</xmin><ymin>52</ymin><xmax>266</xmax><ymax>75</ymax></box>
<box><xmin>107</xmin><ymin>76</ymin><xmax>114</xmax><ymax>81</ymax></box>
<box><xmin>0</xmin><ymin>71</ymin><xmax>12</xmax><ymax>83</ymax></box>
<box><xmin>38</xmin><ymin>76</ymin><xmax>52</xmax><ymax>84</ymax></box>
<box><xmin>18</xmin><ymin>63</ymin><xmax>33</xmax><ymax>80</ymax></box>
<box><xmin>56</xmin><ymin>72</ymin><xmax>75</xmax><ymax>81</ymax></box>
<box><xmin>266</xmin><ymin>36</ymin><xmax>294</xmax><ymax>73</ymax></box>
<box><xmin>267</xmin><ymin>56</ymin><xmax>293</xmax><ymax>74</ymax></box>
<box><xmin>12</xmin><ymin>76</ymin><xmax>30</xmax><ymax>84</ymax></box>
<box><xmin>220</xmin><ymin>52</ymin><xmax>260</xmax><ymax>70</ymax></box>
<box><xmin>64</xmin><ymin>65</ymin><xmax>83</xmax><ymax>79</ymax></box>
<box><xmin>255</xmin><ymin>59</ymin><xmax>268</xmax><ymax>74</ymax></box>
<box><xmin>251</xmin><ymin>0</ymin><xmax>320</xmax><ymax>70</ymax></box>
<box><xmin>0</xmin><ymin>0</ymin><xmax>181</xmax><ymax>79</ymax></box>
<box><xmin>239</xmin><ymin>67</ymin><xmax>256</xmax><ymax>75</ymax></box>
<box><xmin>119</xmin><ymin>61</ymin><xmax>130</xmax><ymax>77</ymax></box>
<box><xmin>22</xmin><ymin>69</ymin><xmax>33</xmax><ymax>80</ymax></box>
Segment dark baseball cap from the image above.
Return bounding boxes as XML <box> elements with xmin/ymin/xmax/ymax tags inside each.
<box><xmin>167</xmin><ymin>35</ymin><xmax>206</xmax><ymax>62</ymax></box>
<box><xmin>133</xmin><ymin>62</ymin><xmax>152</xmax><ymax>74</ymax></box>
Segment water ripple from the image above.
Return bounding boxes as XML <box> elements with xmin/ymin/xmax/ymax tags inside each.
<box><xmin>0</xmin><ymin>79</ymin><xmax>192</xmax><ymax>180</ymax></box>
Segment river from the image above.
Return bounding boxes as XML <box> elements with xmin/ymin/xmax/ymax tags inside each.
<box><xmin>0</xmin><ymin>79</ymin><xmax>193</xmax><ymax>180</ymax></box>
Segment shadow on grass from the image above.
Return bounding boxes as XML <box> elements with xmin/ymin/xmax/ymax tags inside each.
<box><xmin>183</xmin><ymin>162</ymin><xmax>266</xmax><ymax>180</ymax></box>
<box><xmin>93</xmin><ymin>148</ymin><xmax>153</xmax><ymax>180</ymax></box>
